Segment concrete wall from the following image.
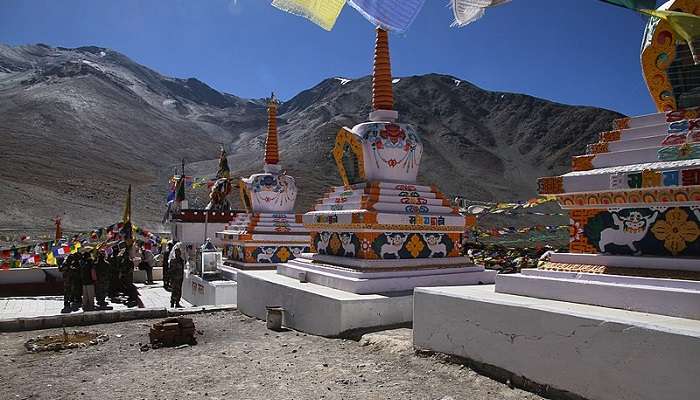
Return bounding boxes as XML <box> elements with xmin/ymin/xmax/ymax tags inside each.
<box><xmin>413</xmin><ymin>285</ymin><xmax>700</xmax><ymax>400</ymax></box>
<box><xmin>238</xmin><ymin>270</ymin><xmax>412</xmax><ymax>337</ymax></box>
<box><xmin>182</xmin><ymin>273</ymin><xmax>237</xmax><ymax>306</ymax></box>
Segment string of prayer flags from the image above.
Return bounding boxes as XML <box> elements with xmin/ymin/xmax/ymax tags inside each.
<box><xmin>450</xmin><ymin>0</ymin><xmax>511</xmax><ymax>27</ymax></box>
<box><xmin>269</xmin><ymin>0</ymin><xmax>511</xmax><ymax>32</ymax></box>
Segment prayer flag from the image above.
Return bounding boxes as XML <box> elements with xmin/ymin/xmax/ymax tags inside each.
<box><xmin>271</xmin><ymin>0</ymin><xmax>346</xmax><ymax>31</ymax></box>
<box><xmin>348</xmin><ymin>0</ymin><xmax>426</xmax><ymax>33</ymax></box>
<box><xmin>450</xmin><ymin>0</ymin><xmax>510</xmax><ymax>27</ymax></box>
<box><xmin>123</xmin><ymin>184</ymin><xmax>132</xmax><ymax>223</ymax></box>
<box><xmin>175</xmin><ymin>176</ymin><xmax>186</xmax><ymax>202</ymax></box>
<box><xmin>599</xmin><ymin>0</ymin><xmax>657</xmax><ymax>11</ymax></box>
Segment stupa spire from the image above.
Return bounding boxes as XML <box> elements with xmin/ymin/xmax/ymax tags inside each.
<box><xmin>265</xmin><ymin>92</ymin><xmax>280</xmax><ymax>166</ymax></box>
<box><xmin>372</xmin><ymin>27</ymin><xmax>393</xmax><ymax>112</ymax></box>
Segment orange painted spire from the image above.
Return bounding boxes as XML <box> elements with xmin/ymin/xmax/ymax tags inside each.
<box><xmin>265</xmin><ymin>92</ymin><xmax>279</xmax><ymax>165</ymax></box>
<box><xmin>372</xmin><ymin>27</ymin><xmax>393</xmax><ymax>111</ymax></box>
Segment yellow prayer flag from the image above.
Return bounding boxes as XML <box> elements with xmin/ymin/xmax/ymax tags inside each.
<box><xmin>123</xmin><ymin>184</ymin><xmax>132</xmax><ymax>223</ymax></box>
<box><xmin>271</xmin><ymin>0</ymin><xmax>346</xmax><ymax>31</ymax></box>
<box><xmin>47</xmin><ymin>252</ymin><xmax>56</xmax><ymax>266</ymax></box>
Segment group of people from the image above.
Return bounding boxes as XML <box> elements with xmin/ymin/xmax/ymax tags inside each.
<box><xmin>58</xmin><ymin>240</ymin><xmax>186</xmax><ymax>313</ymax></box>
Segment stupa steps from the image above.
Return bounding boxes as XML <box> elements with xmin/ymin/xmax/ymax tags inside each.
<box><xmin>599</xmin><ymin>123</ymin><xmax>668</xmax><ymax>144</ymax></box>
<box><xmin>572</xmin><ymin>144</ymin><xmax>695</xmax><ymax>171</ymax></box>
<box><xmin>539</xmin><ymin>159</ymin><xmax>700</xmax><ymax>195</ymax></box>
<box><xmin>222</xmin><ymin>225</ymin><xmax>308</xmax><ymax>234</ymax></box>
<box><xmin>322</xmin><ymin>187</ymin><xmax>442</xmax><ymax>199</ymax></box>
<box><xmin>590</xmin><ymin>133</ymin><xmax>673</xmax><ymax>154</ymax></box>
<box><xmin>611</xmin><ymin>109</ymin><xmax>693</xmax><ymax>130</ymax></box>
<box><xmin>219</xmin><ymin>231</ymin><xmax>309</xmax><ymax>241</ymax></box>
<box><xmin>316</xmin><ymin>195</ymin><xmax>449</xmax><ymax>206</ymax></box>
<box><xmin>303</xmin><ymin>209</ymin><xmax>466</xmax><ymax>228</ymax></box>
<box><xmin>313</xmin><ymin>201</ymin><xmax>458</xmax><ymax>214</ymax></box>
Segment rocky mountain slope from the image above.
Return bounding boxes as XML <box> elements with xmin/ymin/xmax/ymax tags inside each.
<box><xmin>0</xmin><ymin>43</ymin><xmax>623</xmax><ymax>234</ymax></box>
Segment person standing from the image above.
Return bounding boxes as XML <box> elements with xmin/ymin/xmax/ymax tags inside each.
<box><xmin>70</xmin><ymin>253</ymin><xmax>82</xmax><ymax>311</ymax></box>
<box><xmin>58</xmin><ymin>254</ymin><xmax>75</xmax><ymax>314</ymax></box>
<box><xmin>138</xmin><ymin>245</ymin><xmax>155</xmax><ymax>285</ymax></box>
<box><xmin>79</xmin><ymin>251</ymin><xmax>96</xmax><ymax>311</ymax></box>
<box><xmin>162</xmin><ymin>241</ymin><xmax>173</xmax><ymax>291</ymax></box>
<box><xmin>169</xmin><ymin>247</ymin><xmax>185</xmax><ymax>308</ymax></box>
<box><xmin>107</xmin><ymin>246</ymin><xmax>121</xmax><ymax>301</ymax></box>
<box><xmin>94</xmin><ymin>252</ymin><xmax>112</xmax><ymax>310</ymax></box>
<box><xmin>118</xmin><ymin>246</ymin><xmax>139</xmax><ymax>308</ymax></box>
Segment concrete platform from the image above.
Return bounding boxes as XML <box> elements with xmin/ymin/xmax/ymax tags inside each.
<box><xmin>182</xmin><ymin>273</ymin><xmax>237</xmax><ymax>307</ymax></box>
<box><xmin>237</xmin><ymin>270</ymin><xmax>413</xmax><ymax>337</ymax></box>
<box><xmin>413</xmin><ymin>285</ymin><xmax>700</xmax><ymax>400</ymax></box>
<box><xmin>496</xmin><ymin>269</ymin><xmax>700</xmax><ymax>319</ymax></box>
<box><xmin>277</xmin><ymin>255</ymin><xmax>496</xmax><ymax>294</ymax></box>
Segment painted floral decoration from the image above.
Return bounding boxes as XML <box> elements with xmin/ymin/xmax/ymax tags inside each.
<box><xmin>405</xmin><ymin>234</ymin><xmax>425</xmax><ymax>258</ymax></box>
<box><xmin>276</xmin><ymin>247</ymin><xmax>291</xmax><ymax>263</ymax></box>
<box><xmin>651</xmin><ymin>207</ymin><xmax>700</xmax><ymax>255</ymax></box>
<box><xmin>329</xmin><ymin>233</ymin><xmax>342</xmax><ymax>254</ymax></box>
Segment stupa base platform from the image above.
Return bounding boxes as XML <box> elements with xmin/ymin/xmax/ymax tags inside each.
<box><xmin>182</xmin><ymin>272</ymin><xmax>237</xmax><ymax>307</ymax></box>
<box><xmin>413</xmin><ymin>285</ymin><xmax>700</xmax><ymax>400</ymax></box>
<box><xmin>276</xmin><ymin>254</ymin><xmax>495</xmax><ymax>294</ymax></box>
<box><xmin>237</xmin><ymin>270</ymin><xmax>413</xmax><ymax>337</ymax></box>
<box><xmin>222</xmin><ymin>259</ymin><xmax>285</xmax><ymax>270</ymax></box>
<box><xmin>497</xmin><ymin>269</ymin><xmax>700</xmax><ymax>319</ymax></box>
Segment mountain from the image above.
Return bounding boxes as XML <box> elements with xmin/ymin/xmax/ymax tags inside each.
<box><xmin>0</xmin><ymin>43</ymin><xmax>623</xmax><ymax>235</ymax></box>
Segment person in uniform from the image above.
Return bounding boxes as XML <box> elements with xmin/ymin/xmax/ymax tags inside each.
<box><xmin>94</xmin><ymin>251</ymin><xmax>112</xmax><ymax>310</ymax></box>
<box><xmin>107</xmin><ymin>246</ymin><xmax>121</xmax><ymax>301</ymax></box>
<box><xmin>70</xmin><ymin>253</ymin><xmax>82</xmax><ymax>311</ymax></box>
<box><xmin>58</xmin><ymin>254</ymin><xmax>74</xmax><ymax>314</ymax></box>
<box><xmin>79</xmin><ymin>251</ymin><xmax>96</xmax><ymax>311</ymax></box>
<box><xmin>169</xmin><ymin>247</ymin><xmax>185</xmax><ymax>308</ymax></box>
<box><xmin>118</xmin><ymin>246</ymin><xmax>139</xmax><ymax>308</ymax></box>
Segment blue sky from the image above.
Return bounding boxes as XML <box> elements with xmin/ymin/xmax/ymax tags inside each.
<box><xmin>1</xmin><ymin>0</ymin><xmax>656</xmax><ymax>116</ymax></box>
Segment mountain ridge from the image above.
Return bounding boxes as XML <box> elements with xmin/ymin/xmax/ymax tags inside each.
<box><xmin>0</xmin><ymin>43</ymin><xmax>624</xmax><ymax>234</ymax></box>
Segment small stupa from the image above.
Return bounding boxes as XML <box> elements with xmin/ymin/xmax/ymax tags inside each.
<box><xmin>275</xmin><ymin>28</ymin><xmax>495</xmax><ymax>293</ymax></box>
<box><xmin>217</xmin><ymin>93</ymin><xmax>309</xmax><ymax>269</ymax></box>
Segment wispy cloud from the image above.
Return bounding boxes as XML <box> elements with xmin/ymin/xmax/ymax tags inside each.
<box><xmin>227</xmin><ymin>0</ymin><xmax>243</xmax><ymax>16</ymax></box>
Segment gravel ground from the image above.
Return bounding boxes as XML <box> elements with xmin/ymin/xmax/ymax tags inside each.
<box><xmin>0</xmin><ymin>311</ymin><xmax>544</xmax><ymax>400</ymax></box>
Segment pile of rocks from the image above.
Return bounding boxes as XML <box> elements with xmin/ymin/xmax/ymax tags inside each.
<box><xmin>148</xmin><ymin>317</ymin><xmax>197</xmax><ymax>348</ymax></box>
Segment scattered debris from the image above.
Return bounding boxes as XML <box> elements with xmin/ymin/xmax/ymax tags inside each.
<box><xmin>25</xmin><ymin>329</ymin><xmax>108</xmax><ymax>353</ymax></box>
<box><xmin>149</xmin><ymin>317</ymin><xmax>197</xmax><ymax>348</ymax></box>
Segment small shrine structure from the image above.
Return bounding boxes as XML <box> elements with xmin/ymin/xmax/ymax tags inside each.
<box><xmin>216</xmin><ymin>94</ymin><xmax>309</xmax><ymax>270</ymax></box>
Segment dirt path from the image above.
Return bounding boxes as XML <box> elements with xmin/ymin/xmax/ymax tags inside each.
<box><xmin>0</xmin><ymin>311</ymin><xmax>543</xmax><ymax>400</ymax></box>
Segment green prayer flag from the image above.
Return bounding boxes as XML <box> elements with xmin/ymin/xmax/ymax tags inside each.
<box><xmin>599</xmin><ymin>0</ymin><xmax>657</xmax><ymax>11</ymax></box>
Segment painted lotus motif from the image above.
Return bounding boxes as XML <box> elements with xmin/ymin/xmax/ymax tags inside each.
<box><xmin>651</xmin><ymin>207</ymin><xmax>700</xmax><ymax>255</ymax></box>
